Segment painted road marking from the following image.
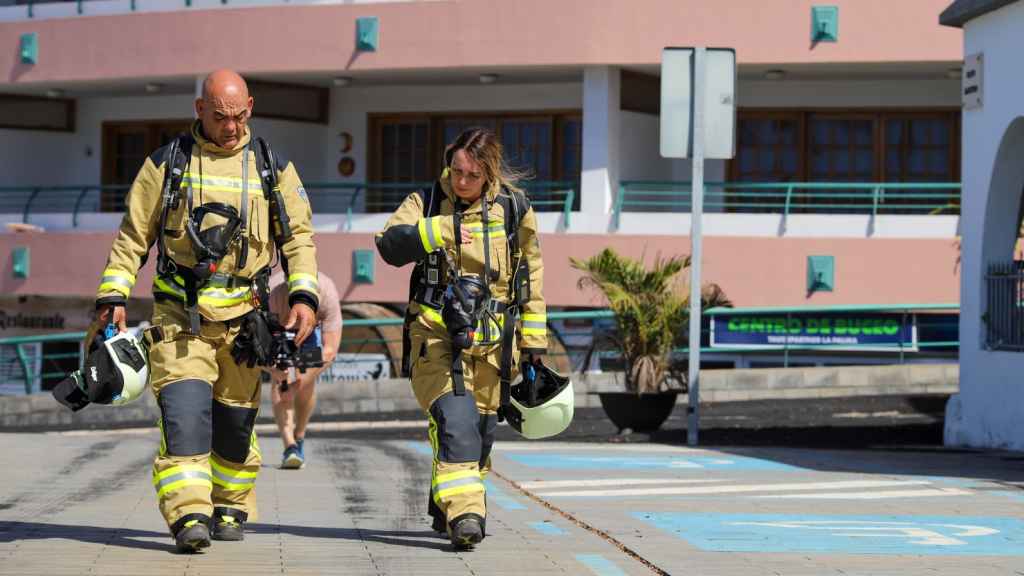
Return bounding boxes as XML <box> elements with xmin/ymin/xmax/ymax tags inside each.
<box><xmin>484</xmin><ymin>480</ymin><xmax>526</xmax><ymax>510</ymax></box>
<box><xmin>756</xmin><ymin>487</ymin><xmax>972</xmax><ymax>499</ymax></box>
<box><xmin>496</xmin><ymin>442</ymin><xmax>707</xmax><ymax>453</ymax></box>
<box><xmin>575</xmin><ymin>554</ymin><xmax>628</xmax><ymax>576</ymax></box>
<box><xmin>635</xmin><ymin>513</ymin><xmax>1024</xmax><ymax>555</ymax></box>
<box><xmin>406</xmin><ymin>442</ymin><xmax>433</xmax><ymax>457</ymax></box>
<box><xmin>528</xmin><ymin>520</ymin><xmax>567</xmax><ymax>536</ymax></box>
<box><xmin>505</xmin><ymin>453</ymin><xmax>800</xmax><ymax>471</ymax></box>
<box><xmin>536</xmin><ymin>479</ymin><xmax>933</xmax><ymax>498</ymax></box>
<box><xmin>519</xmin><ymin>478</ymin><xmax>726</xmax><ymax>490</ymax></box>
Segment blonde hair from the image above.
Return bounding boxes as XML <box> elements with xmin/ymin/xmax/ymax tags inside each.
<box><xmin>444</xmin><ymin>127</ymin><xmax>529</xmax><ymax>196</ymax></box>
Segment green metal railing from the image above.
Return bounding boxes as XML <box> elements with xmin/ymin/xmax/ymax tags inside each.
<box><xmin>0</xmin><ymin>181</ymin><xmax>575</xmax><ymax>229</ymax></box>
<box><xmin>612</xmin><ymin>181</ymin><xmax>962</xmax><ymax>229</ymax></box>
<box><xmin>303</xmin><ymin>181</ymin><xmax>575</xmax><ymax>231</ymax></box>
<box><xmin>0</xmin><ymin>305</ymin><xmax>957</xmax><ymax>395</ymax></box>
<box><xmin>0</xmin><ymin>185</ymin><xmax>130</xmax><ymax>226</ymax></box>
<box><xmin>22</xmin><ymin>0</ymin><xmax>211</xmax><ymax>18</ymax></box>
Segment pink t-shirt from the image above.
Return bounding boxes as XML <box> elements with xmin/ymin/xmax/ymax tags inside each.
<box><xmin>268</xmin><ymin>271</ymin><xmax>342</xmax><ymax>333</ymax></box>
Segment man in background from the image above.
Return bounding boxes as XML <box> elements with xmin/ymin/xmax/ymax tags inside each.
<box><xmin>267</xmin><ymin>271</ymin><xmax>342</xmax><ymax>469</ymax></box>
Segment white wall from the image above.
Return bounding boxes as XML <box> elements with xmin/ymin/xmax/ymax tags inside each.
<box><xmin>249</xmin><ymin>118</ymin><xmax>328</xmax><ymax>182</ymax></box>
<box><xmin>618</xmin><ymin>110</ymin><xmax>673</xmax><ymax>181</ymax></box>
<box><xmin>945</xmin><ymin>1</ymin><xmax>1024</xmax><ymax>451</ymax></box>
<box><xmin>581</xmin><ymin>67</ymin><xmax>620</xmax><ymax>219</ymax></box>
<box><xmin>0</xmin><ymin>127</ymin><xmax>78</xmax><ymax>187</ymax></box>
<box><xmin>0</xmin><ymin>94</ymin><xmax>329</xmax><ymax>187</ymax></box>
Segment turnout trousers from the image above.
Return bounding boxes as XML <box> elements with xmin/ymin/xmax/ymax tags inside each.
<box><xmin>145</xmin><ymin>301</ymin><xmax>262</xmax><ymax>534</ymax></box>
<box><xmin>409</xmin><ymin>325</ymin><xmax>518</xmax><ymax>533</ymax></box>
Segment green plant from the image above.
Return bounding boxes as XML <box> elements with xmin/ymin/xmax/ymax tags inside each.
<box><xmin>571</xmin><ymin>248</ymin><xmax>731</xmax><ymax>394</ymax></box>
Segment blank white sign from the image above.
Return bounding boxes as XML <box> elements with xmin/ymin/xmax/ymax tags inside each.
<box><xmin>660</xmin><ymin>47</ymin><xmax>736</xmax><ymax>159</ymax></box>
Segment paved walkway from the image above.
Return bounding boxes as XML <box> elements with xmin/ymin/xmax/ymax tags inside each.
<box><xmin>3</xmin><ymin>426</ymin><xmax>1024</xmax><ymax>575</ymax></box>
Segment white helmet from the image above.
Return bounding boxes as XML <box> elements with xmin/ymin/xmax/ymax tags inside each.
<box><xmin>52</xmin><ymin>331</ymin><xmax>149</xmax><ymax>411</ymax></box>
<box><xmin>504</xmin><ymin>362</ymin><xmax>574</xmax><ymax>440</ymax></box>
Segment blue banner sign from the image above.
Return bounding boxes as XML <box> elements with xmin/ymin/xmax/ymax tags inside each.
<box><xmin>711</xmin><ymin>314</ymin><xmax>916</xmax><ymax>351</ymax></box>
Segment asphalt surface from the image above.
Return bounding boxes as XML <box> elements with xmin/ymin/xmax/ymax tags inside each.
<box><xmin>8</xmin><ymin>393</ymin><xmax>1020</xmax><ymax>576</ymax></box>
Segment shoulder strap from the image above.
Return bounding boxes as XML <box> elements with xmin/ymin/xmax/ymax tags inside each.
<box><xmin>155</xmin><ymin>133</ymin><xmax>194</xmax><ymax>276</ymax></box>
<box><xmin>253</xmin><ymin>136</ymin><xmax>293</xmax><ymax>253</ymax></box>
<box><xmin>418</xmin><ymin>181</ymin><xmax>444</xmax><ymax>219</ymax></box>
<box><xmin>496</xmin><ymin>186</ymin><xmax>529</xmax><ymax>253</ymax></box>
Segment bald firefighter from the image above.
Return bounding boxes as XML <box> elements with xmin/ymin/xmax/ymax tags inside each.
<box><xmin>94</xmin><ymin>69</ymin><xmax>319</xmax><ymax>553</ymax></box>
<box><xmin>375</xmin><ymin>128</ymin><xmax>547</xmax><ymax>550</ymax></box>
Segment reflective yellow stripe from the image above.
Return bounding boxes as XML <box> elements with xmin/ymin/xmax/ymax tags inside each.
<box><xmin>430</xmin><ymin>217</ymin><xmax>443</xmax><ymax>250</ymax></box>
<box><xmin>418</xmin><ymin>216</ymin><xmax>444</xmax><ymax>252</ymax></box>
<box><xmin>153</xmin><ymin>463</ymin><xmax>209</xmax><ymax>482</ymax></box>
<box><xmin>434</xmin><ymin>482</ymin><xmax>485</xmax><ymax>501</ymax></box>
<box><xmin>432</xmin><ymin>469</ymin><xmax>481</xmax><ymax>487</ymax></box>
<box><xmin>155</xmin><ymin>477</ymin><xmax>213</xmax><ymax>498</ymax></box>
<box><xmin>210</xmin><ymin>457</ymin><xmax>258</xmax><ymax>479</ymax></box>
<box><xmin>182</xmin><ymin>173</ymin><xmax>262</xmax><ymax>192</ymax></box>
<box><xmin>99</xmin><ymin>269</ymin><xmax>136</xmax><ymax>296</ymax></box>
<box><xmin>98</xmin><ymin>281</ymin><xmax>131</xmax><ymax>297</ymax></box>
<box><xmin>157</xmin><ymin>418</ymin><xmax>167</xmax><ymax>457</ymax></box>
<box><xmin>418</xmin><ymin>219</ymin><xmax>433</xmax><ymax>252</ymax></box>
<box><xmin>432</xmin><ymin>469</ymin><xmax>485</xmax><ymax>501</ymax></box>
<box><xmin>152</xmin><ymin>277</ymin><xmax>251</xmax><ymax>307</ymax></box>
<box><xmin>288</xmin><ymin>273</ymin><xmax>319</xmax><ymax>295</ymax></box>
<box><xmin>102</xmin><ymin>268</ymin><xmax>136</xmax><ymax>282</ymax></box>
<box><xmin>473</xmin><ymin>317</ymin><xmax>503</xmax><ymax>343</ymax></box>
<box><xmin>249</xmin><ymin>432</ymin><xmax>261</xmax><ymax>460</ymax></box>
<box><xmin>464</xmin><ymin>222</ymin><xmax>505</xmax><ymax>238</ymax></box>
<box><xmin>522</xmin><ymin>312</ymin><xmax>547</xmax><ymax>336</ymax></box>
<box><xmin>154</xmin><ymin>277</ymin><xmax>186</xmax><ymax>299</ymax></box>
<box><xmin>419</xmin><ymin>305</ymin><xmax>446</xmax><ymax>327</ymax></box>
<box><xmin>209</xmin><ymin>458</ymin><xmax>257</xmax><ymax>491</ymax></box>
<box><xmin>152</xmin><ymin>465</ymin><xmax>212</xmax><ymax>498</ymax></box>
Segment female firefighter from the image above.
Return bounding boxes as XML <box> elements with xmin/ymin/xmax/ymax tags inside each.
<box><xmin>374</xmin><ymin>128</ymin><xmax>547</xmax><ymax>549</ymax></box>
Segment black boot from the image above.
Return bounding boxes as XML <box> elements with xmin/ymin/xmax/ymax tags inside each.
<box><xmin>210</xmin><ymin>507</ymin><xmax>246</xmax><ymax>541</ymax></box>
<box><xmin>449</xmin><ymin>513</ymin><xmax>485</xmax><ymax>550</ymax></box>
<box><xmin>172</xmin><ymin>514</ymin><xmax>211</xmax><ymax>553</ymax></box>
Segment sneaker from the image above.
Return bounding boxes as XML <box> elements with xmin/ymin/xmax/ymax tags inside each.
<box><xmin>296</xmin><ymin>438</ymin><xmax>305</xmax><ymax>461</ymax></box>
<box><xmin>211</xmin><ymin>513</ymin><xmax>245</xmax><ymax>542</ymax></box>
<box><xmin>174</xmin><ymin>519</ymin><xmax>211</xmax><ymax>553</ymax></box>
<box><xmin>449</xmin><ymin>514</ymin><xmax>485</xmax><ymax>550</ymax></box>
<box><xmin>282</xmin><ymin>444</ymin><xmax>304</xmax><ymax>469</ymax></box>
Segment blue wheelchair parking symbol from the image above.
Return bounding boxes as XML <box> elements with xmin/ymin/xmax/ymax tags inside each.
<box><xmin>635</xmin><ymin>513</ymin><xmax>1024</xmax><ymax>556</ymax></box>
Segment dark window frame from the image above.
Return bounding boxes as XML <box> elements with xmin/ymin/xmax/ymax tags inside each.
<box><xmin>368</xmin><ymin>110</ymin><xmax>583</xmax><ymax>212</ymax></box>
<box><xmin>0</xmin><ymin>93</ymin><xmax>75</xmax><ymax>132</ymax></box>
<box><xmin>729</xmin><ymin>108</ymin><xmax>961</xmax><ymax>183</ymax></box>
<box><xmin>248</xmin><ymin>80</ymin><xmax>329</xmax><ymax>125</ymax></box>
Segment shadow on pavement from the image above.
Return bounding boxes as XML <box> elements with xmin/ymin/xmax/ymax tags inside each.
<box><xmin>248</xmin><ymin>523</ymin><xmax>450</xmax><ymax>551</ymax></box>
<box><xmin>0</xmin><ymin>521</ymin><xmax>171</xmax><ymax>552</ymax></box>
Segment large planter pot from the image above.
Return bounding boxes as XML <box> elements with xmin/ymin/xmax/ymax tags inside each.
<box><xmin>597</xmin><ymin>391</ymin><xmax>681</xmax><ymax>432</ymax></box>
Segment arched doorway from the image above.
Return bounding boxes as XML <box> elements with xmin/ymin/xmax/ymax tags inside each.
<box><xmin>979</xmin><ymin>117</ymin><xmax>1024</xmax><ymax>351</ymax></box>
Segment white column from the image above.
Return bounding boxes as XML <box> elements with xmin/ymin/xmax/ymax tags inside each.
<box><xmin>581</xmin><ymin>66</ymin><xmax>621</xmax><ymax>220</ymax></box>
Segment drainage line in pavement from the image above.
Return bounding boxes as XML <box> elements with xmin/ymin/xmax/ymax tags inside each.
<box><xmin>492</xmin><ymin>470</ymin><xmax>671</xmax><ymax>576</ymax></box>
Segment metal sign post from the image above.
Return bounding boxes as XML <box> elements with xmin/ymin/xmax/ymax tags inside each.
<box><xmin>687</xmin><ymin>47</ymin><xmax>706</xmax><ymax>447</ymax></box>
<box><xmin>660</xmin><ymin>46</ymin><xmax>735</xmax><ymax>446</ymax></box>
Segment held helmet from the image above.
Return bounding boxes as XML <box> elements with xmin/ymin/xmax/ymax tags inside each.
<box><xmin>52</xmin><ymin>331</ymin><xmax>149</xmax><ymax>412</ymax></box>
<box><xmin>504</xmin><ymin>361</ymin><xmax>574</xmax><ymax>440</ymax></box>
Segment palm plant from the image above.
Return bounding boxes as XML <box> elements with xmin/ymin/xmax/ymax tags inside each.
<box><xmin>571</xmin><ymin>248</ymin><xmax>731</xmax><ymax>394</ymax></box>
